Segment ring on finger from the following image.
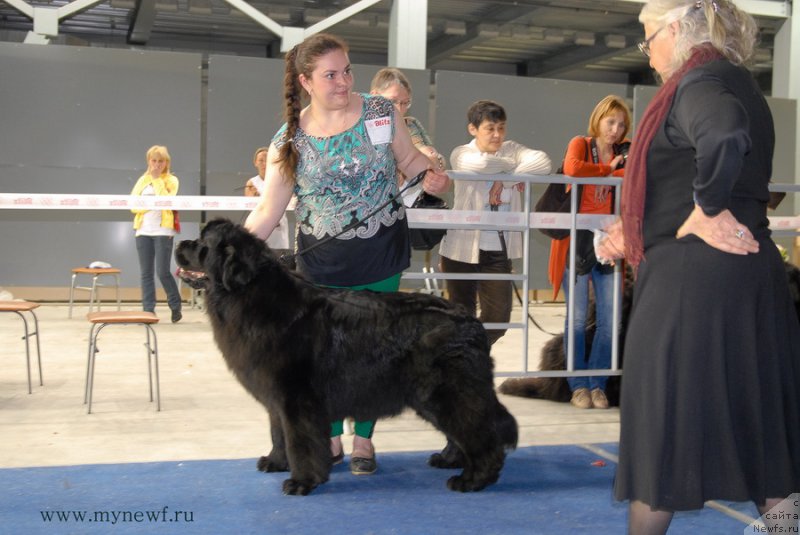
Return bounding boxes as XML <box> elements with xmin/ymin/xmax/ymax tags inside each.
<box><xmin>735</xmin><ymin>229</ymin><xmax>745</xmax><ymax>239</ymax></box>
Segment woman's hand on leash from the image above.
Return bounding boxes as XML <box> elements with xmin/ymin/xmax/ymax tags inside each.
<box><xmin>422</xmin><ymin>169</ymin><xmax>451</xmax><ymax>195</ymax></box>
<box><xmin>596</xmin><ymin>218</ymin><xmax>625</xmax><ymax>265</ymax></box>
<box><xmin>676</xmin><ymin>205</ymin><xmax>759</xmax><ymax>255</ymax></box>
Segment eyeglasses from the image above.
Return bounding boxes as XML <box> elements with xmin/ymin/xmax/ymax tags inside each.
<box><xmin>390</xmin><ymin>99</ymin><xmax>412</xmax><ymax>110</ymax></box>
<box><xmin>637</xmin><ymin>26</ymin><xmax>664</xmax><ymax>57</ymax></box>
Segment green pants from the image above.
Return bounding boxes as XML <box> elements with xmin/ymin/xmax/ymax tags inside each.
<box><xmin>327</xmin><ymin>273</ymin><xmax>402</xmax><ymax>439</ymax></box>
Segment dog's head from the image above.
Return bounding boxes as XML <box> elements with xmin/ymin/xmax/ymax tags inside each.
<box><xmin>175</xmin><ymin>219</ymin><xmax>278</xmax><ymax>292</ymax></box>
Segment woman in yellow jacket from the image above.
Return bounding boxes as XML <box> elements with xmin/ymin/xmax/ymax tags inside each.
<box><xmin>130</xmin><ymin>145</ymin><xmax>182</xmax><ymax>323</ymax></box>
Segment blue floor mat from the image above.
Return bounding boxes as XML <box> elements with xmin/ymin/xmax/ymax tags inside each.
<box><xmin>0</xmin><ymin>444</ymin><xmax>758</xmax><ymax>534</ymax></box>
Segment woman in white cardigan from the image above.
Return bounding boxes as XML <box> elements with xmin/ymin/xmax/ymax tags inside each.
<box><xmin>439</xmin><ymin>100</ymin><xmax>551</xmax><ymax>345</ymax></box>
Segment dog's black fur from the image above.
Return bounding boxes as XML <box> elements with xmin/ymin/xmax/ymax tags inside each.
<box><xmin>499</xmin><ymin>260</ymin><xmax>800</xmax><ymax>406</ymax></box>
<box><xmin>175</xmin><ymin>219</ymin><xmax>518</xmax><ymax>496</ymax></box>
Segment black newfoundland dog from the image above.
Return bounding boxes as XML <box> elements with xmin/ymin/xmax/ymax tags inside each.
<box><xmin>175</xmin><ymin>219</ymin><xmax>518</xmax><ymax>496</ymax></box>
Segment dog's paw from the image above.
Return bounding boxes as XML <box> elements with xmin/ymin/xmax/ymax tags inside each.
<box><xmin>257</xmin><ymin>455</ymin><xmax>289</xmax><ymax>473</ymax></box>
<box><xmin>446</xmin><ymin>473</ymin><xmax>497</xmax><ymax>492</ymax></box>
<box><xmin>282</xmin><ymin>478</ymin><xmax>317</xmax><ymax>496</ymax></box>
<box><xmin>428</xmin><ymin>452</ymin><xmax>464</xmax><ymax>469</ymax></box>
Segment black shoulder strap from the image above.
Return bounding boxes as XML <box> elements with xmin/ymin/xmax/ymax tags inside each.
<box><xmin>588</xmin><ymin>137</ymin><xmax>599</xmax><ymax>164</ymax></box>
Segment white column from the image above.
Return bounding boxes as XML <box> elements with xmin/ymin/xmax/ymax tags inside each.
<box><xmin>772</xmin><ymin>14</ymin><xmax>800</xmax><ymax>262</ymax></box>
<box><xmin>388</xmin><ymin>0</ymin><xmax>428</xmax><ymax>69</ymax></box>
<box><xmin>772</xmin><ymin>15</ymin><xmax>800</xmax><ymax>185</ymax></box>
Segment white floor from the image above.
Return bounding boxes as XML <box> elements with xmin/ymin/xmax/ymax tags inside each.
<box><xmin>0</xmin><ymin>302</ymin><xmax>620</xmax><ymax>469</ymax></box>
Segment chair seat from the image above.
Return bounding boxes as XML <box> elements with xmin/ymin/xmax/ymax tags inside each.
<box><xmin>72</xmin><ymin>267</ymin><xmax>121</xmax><ymax>275</ymax></box>
<box><xmin>87</xmin><ymin>311</ymin><xmax>159</xmax><ymax>324</ymax></box>
<box><xmin>0</xmin><ymin>300</ymin><xmax>40</xmax><ymax>312</ymax></box>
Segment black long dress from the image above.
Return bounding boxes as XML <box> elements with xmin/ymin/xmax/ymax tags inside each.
<box><xmin>613</xmin><ymin>59</ymin><xmax>800</xmax><ymax>511</ymax></box>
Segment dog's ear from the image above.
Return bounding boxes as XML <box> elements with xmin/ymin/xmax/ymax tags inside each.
<box><xmin>220</xmin><ymin>244</ymin><xmax>256</xmax><ymax>291</ymax></box>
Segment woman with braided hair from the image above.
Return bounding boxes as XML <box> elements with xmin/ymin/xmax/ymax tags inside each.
<box><xmin>596</xmin><ymin>0</ymin><xmax>800</xmax><ymax>532</ymax></box>
<box><xmin>245</xmin><ymin>33</ymin><xmax>450</xmax><ymax>476</ymax></box>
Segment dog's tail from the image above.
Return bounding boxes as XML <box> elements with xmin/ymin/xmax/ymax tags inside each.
<box><xmin>497</xmin><ymin>377</ymin><xmax>572</xmax><ymax>403</ymax></box>
<box><xmin>495</xmin><ymin>401</ymin><xmax>518</xmax><ymax>451</ymax></box>
<box><xmin>497</xmin><ymin>377</ymin><xmax>543</xmax><ymax>397</ymax></box>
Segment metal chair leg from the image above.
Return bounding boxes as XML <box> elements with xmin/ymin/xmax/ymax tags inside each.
<box><xmin>144</xmin><ymin>324</ymin><xmax>161</xmax><ymax>411</ymax></box>
<box><xmin>69</xmin><ymin>273</ymin><xmax>78</xmax><ymax>318</ymax></box>
<box><xmin>31</xmin><ymin>309</ymin><xmax>43</xmax><ymax>387</ymax></box>
<box><xmin>21</xmin><ymin>308</ymin><xmax>43</xmax><ymax>388</ymax></box>
<box><xmin>15</xmin><ymin>311</ymin><xmax>32</xmax><ymax>394</ymax></box>
<box><xmin>89</xmin><ymin>275</ymin><xmax>99</xmax><ymax>313</ymax></box>
<box><xmin>145</xmin><ymin>325</ymin><xmax>153</xmax><ymax>402</ymax></box>
<box><xmin>84</xmin><ymin>322</ymin><xmax>107</xmax><ymax>414</ymax></box>
<box><xmin>115</xmin><ymin>274</ymin><xmax>121</xmax><ymax>311</ymax></box>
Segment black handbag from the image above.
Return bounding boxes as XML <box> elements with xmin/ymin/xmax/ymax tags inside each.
<box><xmin>534</xmin><ymin>137</ymin><xmax>593</xmax><ymax>239</ymax></box>
<box><xmin>409</xmin><ymin>191</ymin><xmax>448</xmax><ymax>251</ymax></box>
<box><xmin>534</xmin><ymin>183</ymin><xmax>581</xmax><ymax>240</ymax></box>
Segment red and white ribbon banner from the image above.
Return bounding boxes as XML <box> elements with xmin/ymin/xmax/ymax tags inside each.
<box><xmin>0</xmin><ymin>193</ymin><xmax>797</xmax><ymax>230</ymax></box>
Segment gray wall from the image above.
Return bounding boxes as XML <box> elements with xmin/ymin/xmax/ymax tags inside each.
<box><xmin>0</xmin><ymin>43</ymin><xmax>201</xmax><ymax>288</ymax></box>
<box><xmin>0</xmin><ymin>42</ymin><xmax>796</xmax><ymax>293</ymax></box>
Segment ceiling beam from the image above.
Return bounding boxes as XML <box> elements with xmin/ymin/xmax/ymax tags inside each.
<box><xmin>427</xmin><ymin>23</ymin><xmax>496</xmax><ymax>65</ymax></box>
<box><xmin>529</xmin><ymin>42</ymin><xmax>640</xmax><ymax>78</ymax></box>
<box><xmin>127</xmin><ymin>0</ymin><xmax>156</xmax><ymax>45</ymax></box>
<box><xmin>428</xmin><ymin>4</ymin><xmax>547</xmax><ymax>65</ymax></box>
<box><xmin>4</xmin><ymin>0</ymin><xmax>34</xmax><ymax>19</ymax></box>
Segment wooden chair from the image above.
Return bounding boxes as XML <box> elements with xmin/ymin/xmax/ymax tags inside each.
<box><xmin>68</xmin><ymin>267</ymin><xmax>121</xmax><ymax>318</ymax></box>
<box><xmin>84</xmin><ymin>311</ymin><xmax>160</xmax><ymax>414</ymax></box>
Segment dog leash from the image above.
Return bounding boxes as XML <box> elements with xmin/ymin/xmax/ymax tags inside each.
<box><xmin>279</xmin><ymin>170</ymin><xmax>430</xmax><ymax>267</ymax></box>
<box><xmin>490</xmin><ymin>204</ymin><xmax>559</xmax><ymax>336</ymax></box>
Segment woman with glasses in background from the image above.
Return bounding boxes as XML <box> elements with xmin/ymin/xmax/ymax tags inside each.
<box><xmin>370</xmin><ymin>67</ymin><xmax>446</xmax><ymax>205</ymax></box>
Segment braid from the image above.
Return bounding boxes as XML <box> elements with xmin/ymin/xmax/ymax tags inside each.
<box><xmin>274</xmin><ymin>34</ymin><xmax>349</xmax><ymax>185</ymax></box>
<box><xmin>276</xmin><ymin>45</ymin><xmax>301</xmax><ymax>184</ymax></box>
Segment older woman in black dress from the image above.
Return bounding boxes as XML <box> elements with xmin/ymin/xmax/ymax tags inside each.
<box><xmin>597</xmin><ymin>0</ymin><xmax>800</xmax><ymax>533</ymax></box>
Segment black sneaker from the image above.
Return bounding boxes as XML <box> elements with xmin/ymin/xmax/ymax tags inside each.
<box><xmin>171</xmin><ymin>309</ymin><xmax>182</xmax><ymax>323</ymax></box>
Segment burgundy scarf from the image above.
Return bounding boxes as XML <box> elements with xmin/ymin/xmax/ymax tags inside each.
<box><xmin>622</xmin><ymin>45</ymin><xmax>723</xmax><ymax>267</ymax></box>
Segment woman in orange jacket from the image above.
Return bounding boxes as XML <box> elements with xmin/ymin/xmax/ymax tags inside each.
<box><xmin>548</xmin><ymin>95</ymin><xmax>631</xmax><ymax>409</ymax></box>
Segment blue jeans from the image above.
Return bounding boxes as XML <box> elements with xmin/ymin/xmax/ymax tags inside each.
<box><xmin>562</xmin><ymin>265</ymin><xmax>614</xmax><ymax>392</ymax></box>
<box><xmin>135</xmin><ymin>235</ymin><xmax>182</xmax><ymax>314</ymax></box>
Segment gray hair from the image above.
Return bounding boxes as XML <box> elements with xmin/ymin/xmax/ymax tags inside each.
<box><xmin>639</xmin><ymin>0</ymin><xmax>757</xmax><ymax>77</ymax></box>
<box><xmin>369</xmin><ymin>67</ymin><xmax>412</xmax><ymax>96</ymax></box>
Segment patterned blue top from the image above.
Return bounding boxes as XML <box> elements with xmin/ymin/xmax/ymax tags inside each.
<box><xmin>273</xmin><ymin>93</ymin><xmax>410</xmax><ymax>286</ymax></box>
